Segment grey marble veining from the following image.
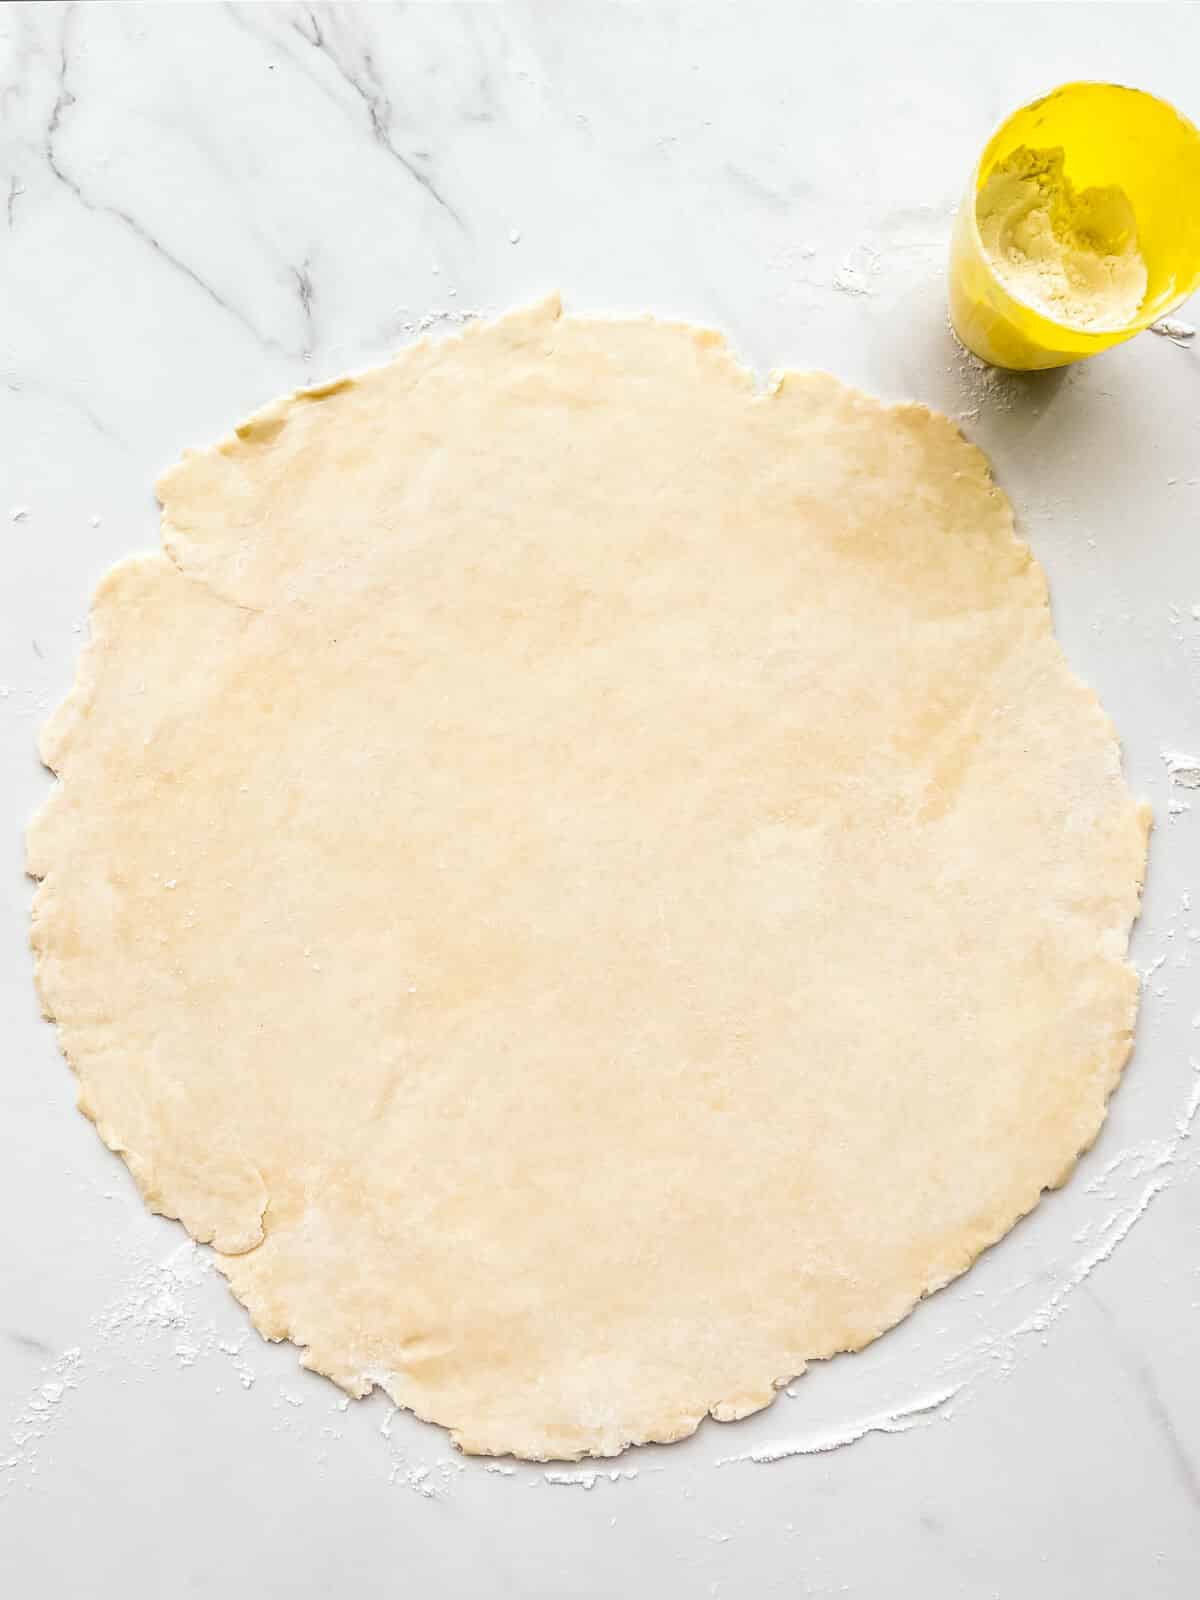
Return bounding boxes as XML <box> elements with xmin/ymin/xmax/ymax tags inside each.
<box><xmin>2</xmin><ymin>5</ymin><xmax>1199</xmax><ymax>1595</ymax></box>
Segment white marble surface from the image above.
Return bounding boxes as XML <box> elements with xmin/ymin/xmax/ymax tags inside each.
<box><xmin>2</xmin><ymin>3</ymin><xmax>1199</xmax><ymax>1594</ymax></box>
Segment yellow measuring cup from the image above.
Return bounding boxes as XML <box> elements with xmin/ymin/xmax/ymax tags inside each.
<box><xmin>949</xmin><ymin>82</ymin><xmax>1200</xmax><ymax>370</ymax></box>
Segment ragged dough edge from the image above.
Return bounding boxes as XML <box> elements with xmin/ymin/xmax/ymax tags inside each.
<box><xmin>153</xmin><ymin>293</ymin><xmax>761</xmax><ymax>609</ymax></box>
<box><xmin>162</xmin><ymin>293</ymin><xmax>1046</xmax><ymax>638</ymax></box>
<box><xmin>27</xmin><ymin>555</ymin><xmax>269</xmax><ymax>1258</ymax></box>
<box><xmin>28</xmin><ymin>297</ymin><xmax>1152</xmax><ymax>1459</ymax></box>
<box><xmin>155</xmin><ymin>295</ymin><xmax>574</xmax><ymax>603</ymax></box>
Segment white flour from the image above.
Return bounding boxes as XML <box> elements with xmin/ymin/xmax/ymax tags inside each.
<box><xmin>715</xmin><ymin>1386</ymin><xmax>963</xmax><ymax>1466</ymax></box>
<box><xmin>977</xmin><ymin>145</ymin><xmax>1147</xmax><ymax>330</ymax></box>
<box><xmin>1163</xmin><ymin>749</ymin><xmax>1200</xmax><ymax>789</ymax></box>
<box><xmin>1150</xmin><ymin>317</ymin><xmax>1195</xmax><ymax>345</ymax></box>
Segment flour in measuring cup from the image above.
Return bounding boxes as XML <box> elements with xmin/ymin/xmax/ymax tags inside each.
<box><xmin>977</xmin><ymin>146</ymin><xmax>1147</xmax><ymax>331</ymax></box>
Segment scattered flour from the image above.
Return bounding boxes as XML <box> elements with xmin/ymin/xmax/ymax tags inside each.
<box><xmin>402</xmin><ymin>308</ymin><xmax>477</xmax><ymax>337</ymax></box>
<box><xmin>832</xmin><ymin>244</ymin><xmax>880</xmax><ymax>297</ymax></box>
<box><xmin>1</xmin><ymin>1348</ymin><xmax>81</xmax><ymax>1496</ymax></box>
<box><xmin>1149</xmin><ymin>317</ymin><xmax>1195</xmax><ymax>345</ymax></box>
<box><xmin>1163</xmin><ymin>750</ymin><xmax>1200</xmax><ymax>789</ymax></box>
<box><xmin>951</xmin><ymin>341</ymin><xmax>1018</xmax><ymax>421</ymax></box>
<box><xmin>543</xmin><ymin>1466</ymin><xmax>640</xmax><ymax>1489</ymax></box>
<box><xmin>716</xmin><ymin>1386</ymin><xmax>963</xmax><ymax>1466</ymax></box>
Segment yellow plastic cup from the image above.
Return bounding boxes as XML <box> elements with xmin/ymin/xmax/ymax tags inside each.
<box><xmin>949</xmin><ymin>82</ymin><xmax>1200</xmax><ymax>370</ymax></box>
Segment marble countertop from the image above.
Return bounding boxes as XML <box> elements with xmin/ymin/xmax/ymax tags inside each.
<box><xmin>2</xmin><ymin>4</ymin><xmax>1198</xmax><ymax>1595</ymax></box>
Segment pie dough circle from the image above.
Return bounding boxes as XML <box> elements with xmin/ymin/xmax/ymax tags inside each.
<box><xmin>29</xmin><ymin>299</ymin><xmax>1148</xmax><ymax>1460</ymax></box>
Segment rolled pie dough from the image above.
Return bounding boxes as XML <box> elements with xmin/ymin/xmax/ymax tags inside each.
<box><xmin>29</xmin><ymin>297</ymin><xmax>1149</xmax><ymax>1460</ymax></box>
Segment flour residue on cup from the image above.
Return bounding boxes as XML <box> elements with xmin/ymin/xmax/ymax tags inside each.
<box><xmin>976</xmin><ymin>146</ymin><xmax>1148</xmax><ymax>330</ymax></box>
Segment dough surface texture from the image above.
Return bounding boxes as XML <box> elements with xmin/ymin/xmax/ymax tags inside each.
<box><xmin>29</xmin><ymin>298</ymin><xmax>1148</xmax><ymax>1460</ymax></box>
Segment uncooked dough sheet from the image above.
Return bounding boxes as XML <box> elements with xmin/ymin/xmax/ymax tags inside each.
<box><xmin>29</xmin><ymin>298</ymin><xmax>1148</xmax><ymax>1459</ymax></box>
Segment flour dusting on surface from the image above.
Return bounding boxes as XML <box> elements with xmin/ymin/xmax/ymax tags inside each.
<box><xmin>544</xmin><ymin>1466</ymin><xmax>640</xmax><ymax>1489</ymax></box>
<box><xmin>832</xmin><ymin>244</ymin><xmax>880</xmax><ymax>296</ymax></box>
<box><xmin>1162</xmin><ymin>750</ymin><xmax>1200</xmax><ymax>789</ymax></box>
<box><xmin>958</xmin><ymin>1064</ymin><xmax>1200</xmax><ymax>1375</ymax></box>
<box><xmin>1149</xmin><ymin>317</ymin><xmax>1195</xmax><ymax>344</ymax></box>
<box><xmin>715</xmin><ymin>1385</ymin><xmax>963</xmax><ymax>1466</ymax></box>
<box><xmin>402</xmin><ymin>308</ymin><xmax>478</xmax><ymax>337</ymax></box>
<box><xmin>1</xmin><ymin>1348</ymin><xmax>82</xmax><ymax>1496</ymax></box>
